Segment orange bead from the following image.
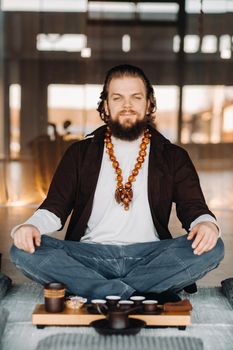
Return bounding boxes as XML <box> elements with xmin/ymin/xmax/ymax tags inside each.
<box><xmin>135</xmin><ymin>163</ymin><xmax>142</xmax><ymax>169</ymax></box>
<box><xmin>139</xmin><ymin>150</ymin><xmax>146</xmax><ymax>157</ymax></box>
<box><xmin>125</xmin><ymin>182</ymin><xmax>132</xmax><ymax>189</ymax></box>
<box><xmin>128</xmin><ymin>175</ymin><xmax>135</xmax><ymax>182</ymax></box>
<box><xmin>116</xmin><ymin>175</ymin><xmax>123</xmax><ymax>182</ymax></box>
<box><xmin>106</xmin><ymin>143</ymin><xmax>113</xmax><ymax>150</ymax></box>
<box><xmin>132</xmin><ymin>169</ymin><xmax>139</xmax><ymax>176</ymax></box>
<box><xmin>137</xmin><ymin>156</ymin><xmax>144</xmax><ymax>163</ymax></box>
<box><xmin>110</xmin><ymin>155</ymin><xmax>116</xmax><ymax>161</ymax></box>
<box><xmin>143</xmin><ymin>138</ymin><xmax>150</xmax><ymax>144</ymax></box>
<box><xmin>140</xmin><ymin>143</ymin><xmax>147</xmax><ymax>150</ymax></box>
<box><xmin>112</xmin><ymin>161</ymin><xmax>119</xmax><ymax>168</ymax></box>
<box><xmin>116</xmin><ymin>168</ymin><xmax>122</xmax><ymax>174</ymax></box>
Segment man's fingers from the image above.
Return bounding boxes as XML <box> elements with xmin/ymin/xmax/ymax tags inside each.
<box><xmin>191</xmin><ymin>231</ymin><xmax>205</xmax><ymax>250</ymax></box>
<box><xmin>13</xmin><ymin>226</ymin><xmax>40</xmax><ymax>253</ymax></box>
<box><xmin>187</xmin><ymin>222</ymin><xmax>219</xmax><ymax>256</ymax></box>
<box><xmin>193</xmin><ymin>237</ymin><xmax>211</xmax><ymax>255</ymax></box>
<box><xmin>187</xmin><ymin>226</ymin><xmax>198</xmax><ymax>240</ymax></box>
<box><xmin>14</xmin><ymin>231</ymin><xmax>24</xmax><ymax>250</ymax></box>
<box><xmin>26</xmin><ymin>235</ymin><xmax>36</xmax><ymax>253</ymax></box>
<box><xmin>21</xmin><ymin>233</ymin><xmax>29</xmax><ymax>250</ymax></box>
<box><xmin>193</xmin><ymin>233</ymin><xmax>218</xmax><ymax>255</ymax></box>
<box><xmin>35</xmin><ymin>237</ymin><xmax>41</xmax><ymax>247</ymax></box>
<box><xmin>34</xmin><ymin>231</ymin><xmax>41</xmax><ymax>247</ymax></box>
<box><xmin>187</xmin><ymin>231</ymin><xmax>194</xmax><ymax>240</ymax></box>
<box><xmin>18</xmin><ymin>233</ymin><xmax>35</xmax><ymax>253</ymax></box>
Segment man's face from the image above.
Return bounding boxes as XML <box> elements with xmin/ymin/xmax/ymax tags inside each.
<box><xmin>104</xmin><ymin>76</ymin><xmax>150</xmax><ymax>140</ymax></box>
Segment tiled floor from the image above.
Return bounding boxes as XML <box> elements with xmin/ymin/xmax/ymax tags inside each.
<box><xmin>0</xmin><ymin>163</ymin><xmax>232</xmax><ymax>287</ymax></box>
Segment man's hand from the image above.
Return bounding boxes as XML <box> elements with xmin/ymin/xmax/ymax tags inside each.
<box><xmin>187</xmin><ymin>221</ymin><xmax>219</xmax><ymax>256</ymax></box>
<box><xmin>13</xmin><ymin>225</ymin><xmax>41</xmax><ymax>254</ymax></box>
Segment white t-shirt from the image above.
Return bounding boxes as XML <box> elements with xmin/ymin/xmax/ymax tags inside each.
<box><xmin>81</xmin><ymin>136</ymin><xmax>158</xmax><ymax>244</ymax></box>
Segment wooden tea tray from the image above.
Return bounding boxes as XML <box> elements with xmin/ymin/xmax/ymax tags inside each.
<box><xmin>32</xmin><ymin>304</ymin><xmax>191</xmax><ymax>328</ymax></box>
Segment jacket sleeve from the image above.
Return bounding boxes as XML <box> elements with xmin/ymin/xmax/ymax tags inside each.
<box><xmin>38</xmin><ymin>142</ymin><xmax>80</xmax><ymax>229</ymax></box>
<box><xmin>172</xmin><ymin>147</ymin><xmax>215</xmax><ymax>232</ymax></box>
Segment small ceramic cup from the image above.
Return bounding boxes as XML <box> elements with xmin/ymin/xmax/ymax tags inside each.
<box><xmin>129</xmin><ymin>295</ymin><xmax>146</xmax><ymax>306</ymax></box>
<box><xmin>118</xmin><ymin>300</ymin><xmax>134</xmax><ymax>311</ymax></box>
<box><xmin>105</xmin><ymin>295</ymin><xmax>121</xmax><ymax>310</ymax></box>
<box><xmin>91</xmin><ymin>299</ymin><xmax>107</xmax><ymax>305</ymax></box>
<box><xmin>91</xmin><ymin>299</ymin><xmax>107</xmax><ymax>314</ymax></box>
<box><xmin>142</xmin><ymin>300</ymin><xmax>158</xmax><ymax>312</ymax></box>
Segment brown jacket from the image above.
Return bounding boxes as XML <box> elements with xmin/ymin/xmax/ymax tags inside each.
<box><xmin>39</xmin><ymin>124</ymin><xmax>215</xmax><ymax>241</ymax></box>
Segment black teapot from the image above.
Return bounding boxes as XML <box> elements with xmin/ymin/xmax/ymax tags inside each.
<box><xmin>91</xmin><ymin>298</ymin><xmax>142</xmax><ymax>330</ymax></box>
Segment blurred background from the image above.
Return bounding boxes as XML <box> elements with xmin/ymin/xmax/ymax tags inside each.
<box><xmin>0</xmin><ymin>0</ymin><xmax>232</xmax><ymax>285</ymax></box>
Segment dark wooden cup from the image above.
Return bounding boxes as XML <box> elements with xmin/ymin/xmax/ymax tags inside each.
<box><xmin>44</xmin><ymin>282</ymin><xmax>65</xmax><ymax>313</ymax></box>
<box><xmin>129</xmin><ymin>295</ymin><xmax>145</xmax><ymax>306</ymax></box>
<box><xmin>118</xmin><ymin>300</ymin><xmax>134</xmax><ymax>311</ymax></box>
<box><xmin>106</xmin><ymin>295</ymin><xmax>121</xmax><ymax>310</ymax></box>
<box><xmin>142</xmin><ymin>300</ymin><xmax>158</xmax><ymax>312</ymax></box>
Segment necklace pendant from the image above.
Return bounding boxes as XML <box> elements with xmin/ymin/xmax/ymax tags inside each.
<box><xmin>115</xmin><ymin>188</ymin><xmax>122</xmax><ymax>204</ymax></box>
<box><xmin>127</xmin><ymin>188</ymin><xmax>133</xmax><ymax>200</ymax></box>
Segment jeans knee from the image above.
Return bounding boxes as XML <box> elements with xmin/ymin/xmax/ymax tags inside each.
<box><xmin>10</xmin><ymin>244</ymin><xmax>18</xmax><ymax>263</ymax></box>
<box><xmin>201</xmin><ymin>238</ymin><xmax>225</xmax><ymax>269</ymax></box>
<box><xmin>10</xmin><ymin>244</ymin><xmax>30</xmax><ymax>267</ymax></box>
<box><xmin>212</xmin><ymin>238</ymin><xmax>225</xmax><ymax>264</ymax></box>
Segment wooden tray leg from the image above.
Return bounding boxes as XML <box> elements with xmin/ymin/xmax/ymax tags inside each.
<box><xmin>178</xmin><ymin>326</ymin><xmax>186</xmax><ymax>330</ymax></box>
<box><xmin>36</xmin><ymin>325</ymin><xmax>46</xmax><ymax>329</ymax></box>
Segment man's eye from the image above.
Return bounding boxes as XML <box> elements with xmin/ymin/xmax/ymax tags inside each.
<box><xmin>113</xmin><ymin>97</ymin><xmax>120</xmax><ymax>101</ymax></box>
<box><xmin>134</xmin><ymin>96</ymin><xmax>142</xmax><ymax>100</ymax></box>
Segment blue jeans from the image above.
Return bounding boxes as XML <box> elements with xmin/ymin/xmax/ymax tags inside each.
<box><xmin>10</xmin><ymin>235</ymin><xmax>224</xmax><ymax>301</ymax></box>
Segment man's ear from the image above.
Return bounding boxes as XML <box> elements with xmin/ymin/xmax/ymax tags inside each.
<box><xmin>104</xmin><ymin>100</ymin><xmax>109</xmax><ymax>116</ymax></box>
<box><xmin>146</xmin><ymin>99</ymin><xmax>151</xmax><ymax>115</ymax></box>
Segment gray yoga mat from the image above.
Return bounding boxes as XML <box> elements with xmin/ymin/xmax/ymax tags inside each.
<box><xmin>0</xmin><ymin>272</ymin><xmax>12</xmax><ymax>301</ymax></box>
<box><xmin>221</xmin><ymin>278</ymin><xmax>233</xmax><ymax>308</ymax></box>
<box><xmin>36</xmin><ymin>334</ymin><xmax>204</xmax><ymax>350</ymax></box>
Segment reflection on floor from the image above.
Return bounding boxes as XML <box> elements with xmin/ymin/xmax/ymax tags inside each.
<box><xmin>0</xmin><ymin>160</ymin><xmax>42</xmax><ymax>206</ymax></box>
<box><xmin>0</xmin><ymin>161</ymin><xmax>232</xmax><ymax>287</ymax></box>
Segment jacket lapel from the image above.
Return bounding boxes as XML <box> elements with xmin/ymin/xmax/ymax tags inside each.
<box><xmin>148</xmin><ymin>126</ymin><xmax>171</xmax><ymax>227</ymax></box>
<box><xmin>148</xmin><ymin>131</ymin><xmax>164</xmax><ymax>209</ymax></box>
<box><xmin>79</xmin><ymin>126</ymin><xmax>106</xmax><ymax>200</ymax></box>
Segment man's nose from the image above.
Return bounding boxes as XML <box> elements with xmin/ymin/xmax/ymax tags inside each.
<box><xmin>123</xmin><ymin>98</ymin><xmax>132</xmax><ymax>109</ymax></box>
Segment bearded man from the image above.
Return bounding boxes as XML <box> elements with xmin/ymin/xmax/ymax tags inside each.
<box><xmin>10</xmin><ymin>64</ymin><xmax>224</xmax><ymax>303</ymax></box>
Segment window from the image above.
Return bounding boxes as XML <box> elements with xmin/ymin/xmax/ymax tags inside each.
<box><xmin>182</xmin><ymin>86</ymin><xmax>233</xmax><ymax>143</ymax></box>
<box><xmin>154</xmin><ymin>86</ymin><xmax>178</xmax><ymax>143</ymax></box>
<box><xmin>9</xmin><ymin>84</ymin><xmax>21</xmax><ymax>158</ymax></box>
<box><xmin>47</xmin><ymin>84</ymin><xmax>103</xmax><ymax>139</ymax></box>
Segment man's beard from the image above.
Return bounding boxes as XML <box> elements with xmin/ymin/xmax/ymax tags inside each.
<box><xmin>107</xmin><ymin>113</ymin><xmax>148</xmax><ymax>141</ymax></box>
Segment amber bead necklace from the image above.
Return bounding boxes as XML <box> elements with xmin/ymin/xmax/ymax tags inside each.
<box><xmin>105</xmin><ymin>126</ymin><xmax>151</xmax><ymax>210</ymax></box>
